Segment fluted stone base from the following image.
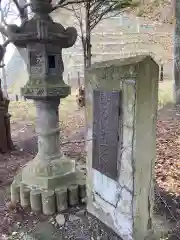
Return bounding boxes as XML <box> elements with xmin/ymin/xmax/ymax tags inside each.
<box><xmin>11</xmin><ymin>163</ymin><xmax>86</xmax><ymax>215</ymax></box>
<box><xmin>21</xmin><ymin>155</ymin><xmax>77</xmax><ymax>189</ymax></box>
<box><xmin>10</xmin><ymin>97</ymin><xmax>86</xmax><ymax>214</ymax></box>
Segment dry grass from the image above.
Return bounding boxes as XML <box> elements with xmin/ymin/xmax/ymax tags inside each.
<box><xmin>9</xmin><ymin>90</ymin><xmax>78</xmax><ymax>125</ymax></box>
<box><xmin>158</xmin><ymin>80</ymin><xmax>173</xmax><ymax>109</ymax></box>
<box><xmin>9</xmin><ymin>81</ymin><xmax>173</xmax><ymax>124</ymax></box>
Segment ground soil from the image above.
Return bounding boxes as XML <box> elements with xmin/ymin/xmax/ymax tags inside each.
<box><xmin>0</xmin><ymin>104</ymin><xmax>180</xmax><ymax>239</ymax></box>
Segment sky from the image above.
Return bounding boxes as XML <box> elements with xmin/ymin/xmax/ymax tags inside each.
<box><xmin>0</xmin><ymin>0</ymin><xmax>22</xmax><ymax>64</ymax></box>
<box><xmin>3</xmin><ymin>44</ymin><xmax>15</xmax><ymax>64</ymax></box>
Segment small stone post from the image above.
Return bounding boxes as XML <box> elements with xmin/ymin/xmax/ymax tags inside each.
<box><xmin>136</xmin><ymin>16</ymin><xmax>140</xmax><ymax>33</ymax></box>
<box><xmin>67</xmin><ymin>73</ymin><xmax>70</xmax><ymax>85</ymax></box>
<box><xmin>9</xmin><ymin>0</ymin><xmax>85</xmax><ymax>213</ymax></box>
<box><xmin>77</xmin><ymin>71</ymin><xmax>81</xmax><ymax>88</ymax></box>
<box><xmin>160</xmin><ymin>64</ymin><xmax>164</xmax><ymax>82</ymax></box>
<box><xmin>85</xmin><ymin>55</ymin><xmax>159</xmax><ymax>240</ymax></box>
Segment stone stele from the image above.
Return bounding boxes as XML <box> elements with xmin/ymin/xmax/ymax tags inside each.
<box><xmin>85</xmin><ymin>54</ymin><xmax>159</xmax><ymax>240</ymax></box>
<box><xmin>10</xmin><ymin>0</ymin><xmax>86</xmax><ymax>214</ymax></box>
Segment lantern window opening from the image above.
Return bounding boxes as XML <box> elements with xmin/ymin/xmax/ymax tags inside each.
<box><xmin>48</xmin><ymin>55</ymin><xmax>56</xmax><ymax>69</ymax></box>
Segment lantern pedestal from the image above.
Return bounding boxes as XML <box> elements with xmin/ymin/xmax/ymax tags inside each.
<box><xmin>11</xmin><ymin>98</ymin><xmax>86</xmax><ymax>214</ymax></box>
<box><xmin>22</xmin><ymin>99</ymin><xmax>80</xmax><ymax>189</ymax></box>
<box><xmin>8</xmin><ymin>0</ymin><xmax>86</xmax><ymax>213</ymax></box>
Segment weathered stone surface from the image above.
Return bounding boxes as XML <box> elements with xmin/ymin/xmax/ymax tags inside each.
<box><xmin>10</xmin><ymin>183</ymin><xmax>20</xmax><ymax>204</ymax></box>
<box><xmin>20</xmin><ymin>184</ymin><xmax>30</xmax><ymax>208</ymax></box>
<box><xmin>30</xmin><ymin>189</ymin><xmax>42</xmax><ymax>212</ymax></box>
<box><xmin>55</xmin><ymin>188</ymin><xmax>68</xmax><ymax>212</ymax></box>
<box><xmin>92</xmin><ymin>90</ymin><xmax>120</xmax><ymax>181</ymax></box>
<box><xmin>78</xmin><ymin>179</ymin><xmax>86</xmax><ymax>200</ymax></box>
<box><xmin>21</xmin><ymin>157</ymin><xmax>77</xmax><ymax>189</ymax></box>
<box><xmin>42</xmin><ymin>190</ymin><xmax>56</xmax><ymax>215</ymax></box>
<box><xmin>85</xmin><ymin>55</ymin><xmax>159</xmax><ymax>240</ymax></box>
<box><xmin>11</xmin><ymin>0</ymin><xmax>85</xmax><ymax>215</ymax></box>
<box><xmin>56</xmin><ymin>214</ymin><xmax>65</xmax><ymax>226</ymax></box>
<box><xmin>20</xmin><ymin>100</ymin><xmax>77</xmax><ymax>190</ymax></box>
<box><xmin>10</xmin><ymin>98</ymin><xmax>84</xmax><ymax>212</ymax></box>
<box><xmin>68</xmin><ymin>184</ymin><xmax>79</xmax><ymax>206</ymax></box>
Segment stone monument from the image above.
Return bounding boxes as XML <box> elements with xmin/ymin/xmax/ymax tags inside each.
<box><xmin>85</xmin><ymin>55</ymin><xmax>159</xmax><ymax>240</ymax></box>
<box><xmin>2</xmin><ymin>0</ymin><xmax>86</xmax><ymax>214</ymax></box>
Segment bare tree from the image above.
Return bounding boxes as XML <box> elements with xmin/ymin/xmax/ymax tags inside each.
<box><xmin>0</xmin><ymin>0</ymin><xmax>133</xmax><ymax>93</ymax></box>
<box><xmin>0</xmin><ymin>0</ymin><xmax>18</xmax><ymax>97</ymax></box>
<box><xmin>68</xmin><ymin>0</ymin><xmax>133</xmax><ymax>69</ymax></box>
<box><xmin>0</xmin><ymin>0</ymin><xmax>29</xmax><ymax>51</ymax></box>
<box><xmin>0</xmin><ymin>0</ymin><xmax>29</xmax><ymax>96</ymax></box>
<box><xmin>52</xmin><ymin>0</ymin><xmax>133</xmax><ymax>108</ymax></box>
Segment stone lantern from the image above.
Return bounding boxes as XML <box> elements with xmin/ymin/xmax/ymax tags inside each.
<box><xmin>6</xmin><ymin>0</ymin><xmax>86</xmax><ymax>214</ymax></box>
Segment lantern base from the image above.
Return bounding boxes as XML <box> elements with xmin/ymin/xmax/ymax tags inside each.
<box><xmin>23</xmin><ymin>157</ymin><xmax>77</xmax><ymax>189</ymax></box>
<box><xmin>10</xmin><ymin>159</ymin><xmax>86</xmax><ymax>214</ymax></box>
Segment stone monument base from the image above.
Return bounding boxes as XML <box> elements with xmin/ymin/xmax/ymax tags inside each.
<box><xmin>11</xmin><ymin>158</ymin><xmax>86</xmax><ymax>215</ymax></box>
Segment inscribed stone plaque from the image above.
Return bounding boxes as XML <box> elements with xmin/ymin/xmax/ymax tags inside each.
<box><xmin>30</xmin><ymin>51</ymin><xmax>44</xmax><ymax>76</ymax></box>
<box><xmin>92</xmin><ymin>90</ymin><xmax>121</xmax><ymax>181</ymax></box>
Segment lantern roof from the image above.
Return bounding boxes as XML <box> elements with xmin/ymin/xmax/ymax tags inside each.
<box><xmin>7</xmin><ymin>15</ymin><xmax>77</xmax><ymax>49</ymax></box>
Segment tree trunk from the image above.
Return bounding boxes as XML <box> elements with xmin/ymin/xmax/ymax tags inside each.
<box><xmin>17</xmin><ymin>0</ymin><xmax>28</xmax><ymax>71</ymax></box>
<box><xmin>75</xmin><ymin>2</ymin><xmax>92</xmax><ymax>109</ymax></box>
<box><xmin>85</xmin><ymin>2</ymin><xmax>91</xmax><ymax>69</ymax></box>
<box><xmin>174</xmin><ymin>0</ymin><xmax>180</xmax><ymax>104</ymax></box>
<box><xmin>1</xmin><ymin>60</ymin><xmax>7</xmax><ymax>98</ymax></box>
<box><xmin>82</xmin><ymin>36</ymin><xmax>87</xmax><ymax>71</ymax></box>
<box><xmin>82</xmin><ymin>35</ymin><xmax>91</xmax><ymax>72</ymax></box>
<box><xmin>86</xmin><ymin>34</ymin><xmax>91</xmax><ymax>68</ymax></box>
<box><xmin>0</xmin><ymin>13</ymin><xmax>7</xmax><ymax>98</ymax></box>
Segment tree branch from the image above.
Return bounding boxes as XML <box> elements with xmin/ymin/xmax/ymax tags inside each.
<box><xmin>52</xmin><ymin>0</ymin><xmax>84</xmax><ymax>11</ymax></box>
<box><xmin>0</xmin><ymin>24</ymin><xmax>8</xmax><ymax>37</ymax></box>
<box><xmin>12</xmin><ymin>0</ymin><xmax>21</xmax><ymax>11</ymax></box>
<box><xmin>12</xmin><ymin>0</ymin><xmax>28</xmax><ymax>22</ymax></box>
<box><xmin>90</xmin><ymin>0</ymin><xmax>109</xmax><ymax>19</ymax></box>
<box><xmin>72</xmin><ymin>3</ymin><xmax>85</xmax><ymax>39</ymax></box>
<box><xmin>90</xmin><ymin>4</ymin><xmax>115</xmax><ymax>30</ymax></box>
<box><xmin>89</xmin><ymin>0</ymin><xmax>131</xmax><ymax>31</ymax></box>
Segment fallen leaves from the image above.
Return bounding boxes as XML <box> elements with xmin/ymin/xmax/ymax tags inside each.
<box><xmin>156</xmin><ymin>120</ymin><xmax>180</xmax><ymax>196</ymax></box>
<box><xmin>1</xmin><ymin>101</ymin><xmax>180</xmax><ymax>237</ymax></box>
